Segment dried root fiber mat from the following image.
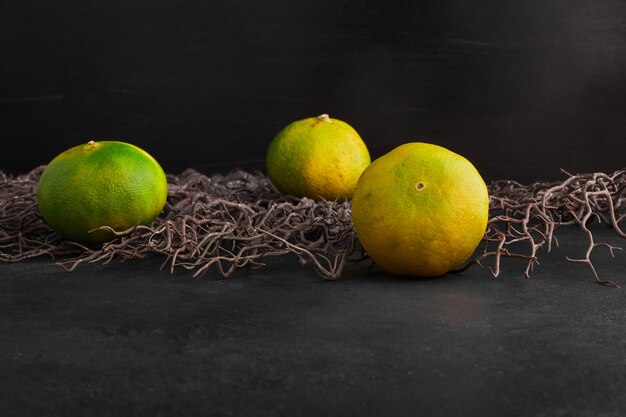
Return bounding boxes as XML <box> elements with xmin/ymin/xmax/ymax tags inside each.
<box><xmin>1</xmin><ymin>167</ymin><xmax>624</xmax><ymax>286</ymax></box>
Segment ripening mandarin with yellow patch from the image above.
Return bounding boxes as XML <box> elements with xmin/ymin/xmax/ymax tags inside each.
<box><xmin>351</xmin><ymin>142</ymin><xmax>489</xmax><ymax>277</ymax></box>
<box><xmin>266</xmin><ymin>114</ymin><xmax>370</xmax><ymax>201</ymax></box>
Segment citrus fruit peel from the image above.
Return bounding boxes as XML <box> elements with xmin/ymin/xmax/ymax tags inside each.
<box><xmin>266</xmin><ymin>114</ymin><xmax>371</xmax><ymax>201</ymax></box>
<box><xmin>37</xmin><ymin>140</ymin><xmax>168</xmax><ymax>244</ymax></box>
<box><xmin>351</xmin><ymin>142</ymin><xmax>489</xmax><ymax>277</ymax></box>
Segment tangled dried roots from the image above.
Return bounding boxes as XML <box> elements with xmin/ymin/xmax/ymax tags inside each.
<box><xmin>0</xmin><ymin>168</ymin><xmax>356</xmax><ymax>279</ymax></box>
<box><xmin>458</xmin><ymin>169</ymin><xmax>626</xmax><ymax>287</ymax></box>
<box><xmin>0</xmin><ymin>167</ymin><xmax>624</xmax><ymax>285</ymax></box>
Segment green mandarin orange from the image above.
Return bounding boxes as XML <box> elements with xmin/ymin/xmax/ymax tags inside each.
<box><xmin>266</xmin><ymin>114</ymin><xmax>371</xmax><ymax>201</ymax></box>
<box><xmin>351</xmin><ymin>142</ymin><xmax>489</xmax><ymax>277</ymax></box>
<box><xmin>37</xmin><ymin>140</ymin><xmax>168</xmax><ymax>244</ymax></box>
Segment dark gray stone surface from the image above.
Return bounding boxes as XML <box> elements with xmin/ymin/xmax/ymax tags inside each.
<box><xmin>1</xmin><ymin>226</ymin><xmax>625</xmax><ymax>416</ymax></box>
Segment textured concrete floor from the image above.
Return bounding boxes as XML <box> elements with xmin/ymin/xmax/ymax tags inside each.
<box><xmin>1</xmin><ymin>226</ymin><xmax>625</xmax><ymax>417</ymax></box>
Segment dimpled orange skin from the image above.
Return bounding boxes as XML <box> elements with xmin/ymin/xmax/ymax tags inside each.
<box><xmin>37</xmin><ymin>141</ymin><xmax>168</xmax><ymax>244</ymax></box>
<box><xmin>351</xmin><ymin>142</ymin><xmax>489</xmax><ymax>277</ymax></box>
<box><xmin>266</xmin><ymin>114</ymin><xmax>371</xmax><ymax>201</ymax></box>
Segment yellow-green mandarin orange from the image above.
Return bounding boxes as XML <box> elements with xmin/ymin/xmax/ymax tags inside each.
<box><xmin>266</xmin><ymin>114</ymin><xmax>370</xmax><ymax>200</ymax></box>
<box><xmin>37</xmin><ymin>141</ymin><xmax>168</xmax><ymax>244</ymax></box>
<box><xmin>351</xmin><ymin>142</ymin><xmax>489</xmax><ymax>277</ymax></box>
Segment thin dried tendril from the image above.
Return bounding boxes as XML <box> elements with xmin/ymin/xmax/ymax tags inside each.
<box><xmin>456</xmin><ymin>169</ymin><xmax>625</xmax><ymax>287</ymax></box>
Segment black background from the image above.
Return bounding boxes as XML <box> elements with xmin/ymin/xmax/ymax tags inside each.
<box><xmin>2</xmin><ymin>0</ymin><xmax>625</xmax><ymax>182</ymax></box>
<box><xmin>3</xmin><ymin>3</ymin><xmax>626</xmax><ymax>415</ymax></box>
